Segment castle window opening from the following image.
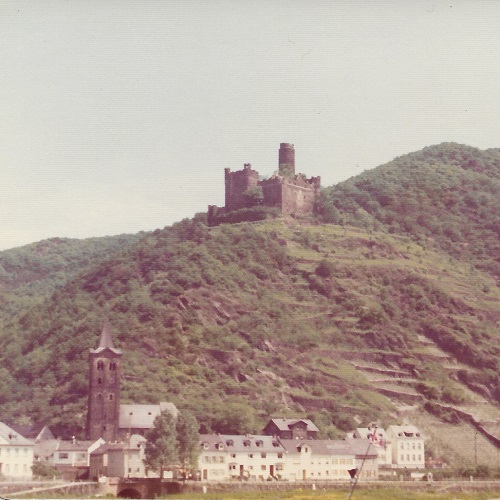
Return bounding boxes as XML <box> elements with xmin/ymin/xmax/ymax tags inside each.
<box><xmin>97</xmin><ymin>361</ymin><xmax>104</xmax><ymax>370</ymax></box>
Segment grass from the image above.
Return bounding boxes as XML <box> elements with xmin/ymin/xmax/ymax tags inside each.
<box><xmin>159</xmin><ymin>487</ymin><xmax>500</xmax><ymax>500</ymax></box>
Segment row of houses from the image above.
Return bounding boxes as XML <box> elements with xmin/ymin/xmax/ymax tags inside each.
<box><xmin>0</xmin><ymin>418</ymin><xmax>425</xmax><ymax>482</ymax></box>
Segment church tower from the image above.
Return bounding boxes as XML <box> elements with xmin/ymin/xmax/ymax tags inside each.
<box><xmin>86</xmin><ymin>320</ymin><xmax>122</xmax><ymax>442</ymax></box>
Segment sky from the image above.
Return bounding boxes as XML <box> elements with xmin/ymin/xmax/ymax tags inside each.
<box><xmin>1</xmin><ymin>1</ymin><xmax>500</xmax><ymax>251</ymax></box>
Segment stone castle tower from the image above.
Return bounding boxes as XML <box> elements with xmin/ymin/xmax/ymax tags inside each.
<box><xmin>209</xmin><ymin>143</ymin><xmax>320</xmax><ymax>221</ymax></box>
<box><xmin>86</xmin><ymin>320</ymin><xmax>122</xmax><ymax>442</ymax></box>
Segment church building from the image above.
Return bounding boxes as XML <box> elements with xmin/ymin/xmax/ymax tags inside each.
<box><xmin>86</xmin><ymin>320</ymin><xmax>177</xmax><ymax>443</ymax></box>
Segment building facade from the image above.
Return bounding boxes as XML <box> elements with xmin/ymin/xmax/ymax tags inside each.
<box><xmin>0</xmin><ymin>422</ymin><xmax>34</xmax><ymax>480</ymax></box>
<box><xmin>387</xmin><ymin>425</ymin><xmax>425</xmax><ymax>469</ymax></box>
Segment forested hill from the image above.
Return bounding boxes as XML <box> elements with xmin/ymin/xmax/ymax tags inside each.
<box><xmin>0</xmin><ymin>234</ymin><xmax>144</xmax><ymax>320</ymax></box>
<box><xmin>0</xmin><ymin>143</ymin><xmax>499</xmax><ymax>465</ymax></box>
<box><xmin>318</xmin><ymin>143</ymin><xmax>500</xmax><ymax>276</ymax></box>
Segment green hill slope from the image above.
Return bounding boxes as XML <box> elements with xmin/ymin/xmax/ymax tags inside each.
<box><xmin>318</xmin><ymin>143</ymin><xmax>500</xmax><ymax>276</ymax></box>
<box><xmin>1</xmin><ymin>219</ymin><xmax>499</xmax><ymax>445</ymax></box>
<box><xmin>0</xmin><ymin>234</ymin><xmax>143</xmax><ymax>320</ymax></box>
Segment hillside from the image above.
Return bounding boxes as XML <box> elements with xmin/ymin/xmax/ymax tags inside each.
<box><xmin>0</xmin><ymin>143</ymin><xmax>499</xmax><ymax>468</ymax></box>
<box><xmin>0</xmin><ymin>234</ymin><xmax>143</xmax><ymax>320</ymax></box>
<box><xmin>318</xmin><ymin>142</ymin><xmax>500</xmax><ymax>276</ymax></box>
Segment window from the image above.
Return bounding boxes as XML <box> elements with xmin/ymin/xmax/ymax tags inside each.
<box><xmin>261</xmin><ymin>453</ymin><xmax>266</xmax><ymax>458</ymax></box>
<box><xmin>110</xmin><ymin>362</ymin><xmax>117</xmax><ymax>370</ymax></box>
<box><xmin>412</xmin><ymin>443</ymin><xmax>415</xmax><ymax>450</ymax></box>
<box><xmin>261</xmin><ymin>465</ymin><xmax>266</xmax><ymax>471</ymax></box>
<box><xmin>219</xmin><ymin>456</ymin><xmax>224</xmax><ymax>463</ymax></box>
<box><xmin>418</xmin><ymin>443</ymin><xmax>421</xmax><ymax>450</ymax></box>
<box><xmin>97</xmin><ymin>361</ymin><xmax>104</xmax><ymax>370</ymax></box>
<box><xmin>231</xmin><ymin>453</ymin><xmax>236</xmax><ymax>458</ymax></box>
<box><xmin>400</xmin><ymin>454</ymin><xmax>404</xmax><ymax>461</ymax></box>
<box><xmin>407</xmin><ymin>454</ymin><xmax>410</xmax><ymax>461</ymax></box>
<box><xmin>59</xmin><ymin>452</ymin><xmax>69</xmax><ymax>459</ymax></box>
<box><xmin>248</xmin><ymin>453</ymin><xmax>253</xmax><ymax>458</ymax></box>
<box><xmin>278</xmin><ymin>453</ymin><xmax>283</xmax><ymax>459</ymax></box>
<box><xmin>418</xmin><ymin>455</ymin><xmax>421</xmax><ymax>461</ymax></box>
<box><xmin>98</xmin><ymin>378</ymin><xmax>102</xmax><ymax>384</ymax></box>
<box><xmin>109</xmin><ymin>394</ymin><xmax>114</xmax><ymax>400</ymax></box>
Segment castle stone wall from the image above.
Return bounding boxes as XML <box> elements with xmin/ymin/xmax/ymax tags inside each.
<box><xmin>224</xmin><ymin>164</ymin><xmax>259</xmax><ymax>212</ymax></box>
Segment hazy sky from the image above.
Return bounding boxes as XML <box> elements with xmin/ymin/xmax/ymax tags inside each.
<box><xmin>1</xmin><ymin>1</ymin><xmax>500</xmax><ymax>251</ymax></box>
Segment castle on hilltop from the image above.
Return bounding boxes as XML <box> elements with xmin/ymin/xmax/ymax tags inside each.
<box><xmin>208</xmin><ymin>143</ymin><xmax>321</xmax><ymax>223</ymax></box>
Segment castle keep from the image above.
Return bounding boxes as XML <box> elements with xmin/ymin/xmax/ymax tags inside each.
<box><xmin>210</xmin><ymin>143</ymin><xmax>320</xmax><ymax>221</ymax></box>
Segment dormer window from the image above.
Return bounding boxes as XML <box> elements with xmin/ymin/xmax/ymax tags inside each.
<box><xmin>255</xmin><ymin>440</ymin><xmax>263</xmax><ymax>447</ymax></box>
<box><xmin>226</xmin><ymin>439</ymin><xmax>234</xmax><ymax>446</ymax></box>
<box><xmin>216</xmin><ymin>443</ymin><xmax>224</xmax><ymax>450</ymax></box>
<box><xmin>202</xmin><ymin>443</ymin><xmax>209</xmax><ymax>450</ymax></box>
<box><xmin>243</xmin><ymin>440</ymin><xmax>251</xmax><ymax>447</ymax></box>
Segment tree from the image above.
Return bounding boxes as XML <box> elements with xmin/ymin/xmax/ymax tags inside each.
<box><xmin>176</xmin><ymin>410</ymin><xmax>200</xmax><ymax>478</ymax></box>
<box><xmin>144</xmin><ymin>411</ymin><xmax>178</xmax><ymax>478</ymax></box>
<box><xmin>243</xmin><ymin>186</ymin><xmax>264</xmax><ymax>207</ymax></box>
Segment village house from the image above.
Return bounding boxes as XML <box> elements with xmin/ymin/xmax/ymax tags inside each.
<box><xmin>0</xmin><ymin>422</ymin><xmax>34</xmax><ymax>480</ymax></box>
<box><xmin>49</xmin><ymin>438</ymin><xmax>104</xmax><ymax>480</ymax></box>
<box><xmin>387</xmin><ymin>425</ymin><xmax>425</xmax><ymax>469</ymax></box>
<box><xmin>89</xmin><ymin>434</ymin><xmax>148</xmax><ymax>480</ymax></box>
<box><xmin>198</xmin><ymin>434</ymin><xmax>230</xmax><ymax>481</ymax></box>
<box><xmin>279</xmin><ymin>439</ymin><xmax>360</xmax><ymax>482</ymax></box>
<box><xmin>262</xmin><ymin>418</ymin><xmax>319</xmax><ymax>440</ymax></box>
<box><xmin>344</xmin><ymin>438</ymin><xmax>379</xmax><ymax>480</ymax></box>
<box><xmin>198</xmin><ymin>434</ymin><xmax>286</xmax><ymax>481</ymax></box>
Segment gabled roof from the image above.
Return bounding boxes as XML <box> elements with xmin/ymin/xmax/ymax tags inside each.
<box><xmin>90</xmin><ymin>320</ymin><xmax>122</xmax><ymax>355</ymax></box>
<box><xmin>344</xmin><ymin>438</ymin><xmax>379</xmax><ymax>458</ymax></box>
<box><xmin>350</xmin><ymin>427</ymin><xmax>387</xmax><ymax>442</ymax></box>
<box><xmin>57</xmin><ymin>439</ymin><xmax>98</xmax><ymax>452</ymax></box>
<box><xmin>91</xmin><ymin>435</ymin><xmax>146</xmax><ymax>456</ymax></box>
<box><xmin>265</xmin><ymin>418</ymin><xmax>319</xmax><ymax>432</ymax></box>
<box><xmin>280</xmin><ymin>439</ymin><xmax>354</xmax><ymax>457</ymax></box>
<box><xmin>199</xmin><ymin>434</ymin><xmax>226</xmax><ymax>452</ymax></box>
<box><xmin>9</xmin><ymin>424</ymin><xmax>55</xmax><ymax>441</ymax></box>
<box><xmin>214</xmin><ymin>434</ymin><xmax>284</xmax><ymax>453</ymax></box>
<box><xmin>118</xmin><ymin>402</ymin><xmax>178</xmax><ymax>430</ymax></box>
<box><xmin>387</xmin><ymin>425</ymin><xmax>424</xmax><ymax>439</ymax></box>
<box><xmin>0</xmin><ymin>422</ymin><xmax>33</xmax><ymax>446</ymax></box>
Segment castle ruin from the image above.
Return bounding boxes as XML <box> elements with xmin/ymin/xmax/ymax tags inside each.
<box><xmin>209</xmin><ymin>143</ymin><xmax>320</xmax><ymax>223</ymax></box>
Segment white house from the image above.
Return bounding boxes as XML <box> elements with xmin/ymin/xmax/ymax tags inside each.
<box><xmin>198</xmin><ymin>434</ymin><xmax>286</xmax><ymax>482</ymax></box>
<box><xmin>387</xmin><ymin>425</ymin><xmax>425</xmax><ymax>469</ymax></box>
<box><xmin>279</xmin><ymin>439</ymin><xmax>358</xmax><ymax>482</ymax></box>
<box><xmin>198</xmin><ymin>434</ymin><xmax>230</xmax><ymax>481</ymax></box>
<box><xmin>0</xmin><ymin>422</ymin><xmax>35</xmax><ymax>480</ymax></box>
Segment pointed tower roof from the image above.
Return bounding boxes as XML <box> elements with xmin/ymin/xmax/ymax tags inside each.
<box><xmin>90</xmin><ymin>319</ymin><xmax>122</xmax><ymax>355</ymax></box>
